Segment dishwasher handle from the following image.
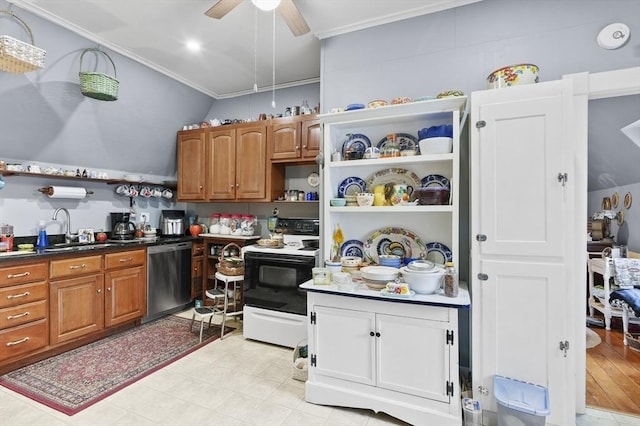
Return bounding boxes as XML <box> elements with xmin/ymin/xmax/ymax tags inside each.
<box><xmin>147</xmin><ymin>242</ymin><xmax>192</xmax><ymax>254</ymax></box>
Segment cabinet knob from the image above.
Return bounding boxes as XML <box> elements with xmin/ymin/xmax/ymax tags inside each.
<box><xmin>199</xmin><ymin>185</ymin><xmax>203</xmax><ymax>189</ymax></box>
<box><xmin>375</xmin><ymin>332</ymin><xmax>381</xmax><ymax>337</ymax></box>
<box><xmin>107</xmin><ymin>287</ymin><xmax>111</xmax><ymax>292</ymax></box>
<box><xmin>370</xmin><ymin>331</ymin><xmax>375</xmax><ymax>337</ymax></box>
<box><xmin>236</xmin><ymin>184</ymin><xmax>239</xmax><ymax>188</ymax></box>
<box><xmin>97</xmin><ymin>289</ymin><xmax>102</xmax><ymax>293</ymax></box>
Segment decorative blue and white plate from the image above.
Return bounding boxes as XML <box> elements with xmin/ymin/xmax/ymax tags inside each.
<box><xmin>377</xmin><ymin>133</ymin><xmax>418</xmax><ymax>152</ymax></box>
<box><xmin>425</xmin><ymin>242</ymin><xmax>452</xmax><ymax>265</ymax></box>
<box><xmin>346</xmin><ymin>103</ymin><xmax>365</xmax><ymax>111</ymax></box>
<box><xmin>341</xmin><ymin>239</ymin><xmax>364</xmax><ymax>258</ymax></box>
<box><xmin>341</xmin><ymin>133</ymin><xmax>371</xmax><ymax>158</ymax></box>
<box><xmin>337</xmin><ymin>176</ymin><xmax>367</xmax><ymax>198</ymax></box>
<box><xmin>421</xmin><ymin>174</ymin><xmax>450</xmax><ymax>189</ymax></box>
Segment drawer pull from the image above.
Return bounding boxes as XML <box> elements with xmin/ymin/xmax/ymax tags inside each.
<box><xmin>7</xmin><ymin>271</ymin><xmax>30</xmax><ymax>279</ymax></box>
<box><xmin>6</xmin><ymin>337</ymin><xmax>29</xmax><ymax>346</ymax></box>
<box><xmin>68</xmin><ymin>264</ymin><xmax>87</xmax><ymax>270</ymax></box>
<box><xmin>7</xmin><ymin>311</ymin><xmax>29</xmax><ymax>320</ymax></box>
<box><xmin>7</xmin><ymin>291</ymin><xmax>30</xmax><ymax>299</ymax></box>
<box><xmin>119</xmin><ymin>257</ymin><xmax>134</xmax><ymax>263</ymax></box>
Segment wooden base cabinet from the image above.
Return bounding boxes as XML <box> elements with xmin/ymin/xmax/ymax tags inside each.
<box><xmin>0</xmin><ymin>262</ymin><xmax>49</xmax><ymax>362</ymax></box>
<box><xmin>305</xmin><ymin>291</ymin><xmax>461</xmax><ymax>426</ymax></box>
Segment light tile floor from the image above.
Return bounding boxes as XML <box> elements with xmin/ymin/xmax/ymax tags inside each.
<box><xmin>1</xmin><ymin>312</ymin><xmax>640</xmax><ymax>426</ymax></box>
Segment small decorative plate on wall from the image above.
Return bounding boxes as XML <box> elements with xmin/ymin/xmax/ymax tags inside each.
<box><xmin>612</xmin><ymin>192</ymin><xmax>619</xmax><ymax>208</ymax></box>
<box><xmin>624</xmin><ymin>192</ymin><xmax>632</xmax><ymax>209</ymax></box>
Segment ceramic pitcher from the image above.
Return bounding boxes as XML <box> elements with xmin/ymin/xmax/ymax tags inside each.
<box><xmin>390</xmin><ymin>184</ymin><xmax>413</xmax><ymax>205</ymax></box>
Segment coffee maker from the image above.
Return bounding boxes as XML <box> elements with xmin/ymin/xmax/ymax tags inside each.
<box><xmin>110</xmin><ymin>212</ymin><xmax>135</xmax><ymax>240</ymax></box>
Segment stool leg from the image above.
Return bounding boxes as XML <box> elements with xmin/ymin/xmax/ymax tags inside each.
<box><xmin>199</xmin><ymin>317</ymin><xmax>205</xmax><ymax>343</ymax></box>
<box><xmin>190</xmin><ymin>312</ymin><xmax>196</xmax><ymax>332</ymax></box>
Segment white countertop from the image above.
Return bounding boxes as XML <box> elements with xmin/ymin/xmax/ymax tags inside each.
<box><xmin>300</xmin><ymin>279</ymin><xmax>470</xmax><ymax>308</ymax></box>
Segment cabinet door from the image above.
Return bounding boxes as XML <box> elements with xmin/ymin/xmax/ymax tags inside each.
<box><xmin>471</xmin><ymin>80</ymin><xmax>574</xmax><ymax>426</ymax></box>
<box><xmin>207</xmin><ymin>128</ymin><xmax>236</xmax><ymax>200</ymax></box>
<box><xmin>50</xmin><ymin>274</ymin><xmax>104</xmax><ymax>345</ymax></box>
<box><xmin>177</xmin><ymin>130</ymin><xmax>207</xmax><ymax>201</ymax></box>
<box><xmin>104</xmin><ymin>266</ymin><xmax>146</xmax><ymax>327</ymax></box>
<box><xmin>235</xmin><ymin>124</ymin><xmax>267</xmax><ymax>200</ymax></box>
<box><xmin>270</xmin><ymin>118</ymin><xmax>301</xmax><ymax>160</ymax></box>
<box><xmin>301</xmin><ymin>118</ymin><xmax>320</xmax><ymax>159</ymax></box>
<box><xmin>191</xmin><ymin>255</ymin><xmax>204</xmax><ymax>300</ymax></box>
<box><xmin>313</xmin><ymin>305</ymin><xmax>376</xmax><ymax>385</ymax></box>
<box><xmin>377</xmin><ymin>314</ymin><xmax>451</xmax><ymax>402</ymax></box>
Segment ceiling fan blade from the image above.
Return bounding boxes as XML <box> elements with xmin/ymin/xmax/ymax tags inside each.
<box><xmin>205</xmin><ymin>0</ymin><xmax>243</xmax><ymax>19</ymax></box>
<box><xmin>277</xmin><ymin>0</ymin><xmax>310</xmax><ymax>37</ymax></box>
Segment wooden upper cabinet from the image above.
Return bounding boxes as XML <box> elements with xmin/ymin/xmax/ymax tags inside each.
<box><xmin>269</xmin><ymin>115</ymin><xmax>319</xmax><ymax>163</ymax></box>
<box><xmin>236</xmin><ymin>124</ymin><xmax>267</xmax><ymax>200</ymax></box>
<box><xmin>177</xmin><ymin>129</ymin><xmax>207</xmax><ymax>201</ymax></box>
<box><xmin>207</xmin><ymin>127</ymin><xmax>236</xmax><ymax>200</ymax></box>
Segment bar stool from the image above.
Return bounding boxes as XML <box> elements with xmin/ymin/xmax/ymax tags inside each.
<box><xmin>209</xmin><ymin>271</ymin><xmax>244</xmax><ymax>339</ymax></box>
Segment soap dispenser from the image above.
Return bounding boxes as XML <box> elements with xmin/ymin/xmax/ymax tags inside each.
<box><xmin>36</xmin><ymin>220</ymin><xmax>49</xmax><ymax>248</ymax></box>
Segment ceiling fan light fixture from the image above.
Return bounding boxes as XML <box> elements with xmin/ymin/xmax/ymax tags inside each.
<box><xmin>252</xmin><ymin>0</ymin><xmax>281</xmax><ymax>11</ymax></box>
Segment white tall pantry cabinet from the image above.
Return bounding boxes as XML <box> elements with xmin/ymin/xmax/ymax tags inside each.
<box><xmin>304</xmin><ymin>98</ymin><xmax>468</xmax><ymax>425</ymax></box>
<box><xmin>470</xmin><ymin>80</ymin><xmax>577</xmax><ymax>426</ymax></box>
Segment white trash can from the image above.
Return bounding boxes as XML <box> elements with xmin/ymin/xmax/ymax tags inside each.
<box><xmin>462</xmin><ymin>398</ymin><xmax>482</xmax><ymax>426</ymax></box>
<box><xmin>494</xmin><ymin>375</ymin><xmax>550</xmax><ymax>426</ymax></box>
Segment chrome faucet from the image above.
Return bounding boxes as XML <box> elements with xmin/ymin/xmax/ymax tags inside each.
<box><xmin>52</xmin><ymin>207</ymin><xmax>79</xmax><ymax>244</ymax></box>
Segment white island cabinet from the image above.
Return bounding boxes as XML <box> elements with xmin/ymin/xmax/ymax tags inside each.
<box><xmin>301</xmin><ymin>282</ymin><xmax>470</xmax><ymax>425</ymax></box>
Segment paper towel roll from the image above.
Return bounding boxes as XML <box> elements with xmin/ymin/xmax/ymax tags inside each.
<box><xmin>44</xmin><ymin>186</ymin><xmax>88</xmax><ymax>199</ymax></box>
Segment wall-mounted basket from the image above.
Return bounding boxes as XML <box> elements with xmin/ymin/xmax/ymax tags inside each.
<box><xmin>79</xmin><ymin>48</ymin><xmax>119</xmax><ymax>101</ymax></box>
<box><xmin>0</xmin><ymin>10</ymin><xmax>46</xmax><ymax>73</ymax></box>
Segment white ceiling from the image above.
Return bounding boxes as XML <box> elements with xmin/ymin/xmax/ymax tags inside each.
<box><xmin>11</xmin><ymin>0</ymin><xmax>481</xmax><ymax>99</ymax></box>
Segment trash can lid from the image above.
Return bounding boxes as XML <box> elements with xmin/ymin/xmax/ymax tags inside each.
<box><xmin>493</xmin><ymin>375</ymin><xmax>550</xmax><ymax>416</ymax></box>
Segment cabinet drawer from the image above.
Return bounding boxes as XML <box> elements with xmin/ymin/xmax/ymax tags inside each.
<box><xmin>105</xmin><ymin>249</ymin><xmax>145</xmax><ymax>270</ymax></box>
<box><xmin>192</xmin><ymin>243</ymin><xmax>205</xmax><ymax>257</ymax></box>
<box><xmin>0</xmin><ymin>281</ymin><xmax>47</xmax><ymax>309</ymax></box>
<box><xmin>0</xmin><ymin>319</ymin><xmax>48</xmax><ymax>361</ymax></box>
<box><xmin>0</xmin><ymin>300</ymin><xmax>47</xmax><ymax>329</ymax></box>
<box><xmin>50</xmin><ymin>255</ymin><xmax>102</xmax><ymax>279</ymax></box>
<box><xmin>0</xmin><ymin>262</ymin><xmax>47</xmax><ymax>287</ymax></box>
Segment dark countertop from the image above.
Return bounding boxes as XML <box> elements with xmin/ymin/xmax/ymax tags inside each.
<box><xmin>0</xmin><ymin>235</ymin><xmax>197</xmax><ymax>263</ymax></box>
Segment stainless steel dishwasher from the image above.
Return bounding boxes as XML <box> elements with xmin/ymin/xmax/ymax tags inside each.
<box><xmin>143</xmin><ymin>241</ymin><xmax>193</xmax><ymax>323</ymax></box>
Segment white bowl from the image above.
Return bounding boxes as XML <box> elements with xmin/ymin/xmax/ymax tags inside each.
<box><xmin>356</xmin><ymin>192</ymin><xmax>374</xmax><ymax>206</ymax></box>
<box><xmin>341</xmin><ymin>256</ymin><xmax>362</xmax><ymax>267</ymax></box>
<box><xmin>360</xmin><ymin>266</ymin><xmax>400</xmax><ymax>283</ymax></box>
<box><xmin>400</xmin><ymin>266</ymin><xmax>444</xmax><ymax>294</ymax></box>
<box><xmin>486</xmin><ymin>63</ymin><xmax>539</xmax><ymax>89</ymax></box>
<box><xmin>419</xmin><ymin>137</ymin><xmax>452</xmax><ymax>155</ymax></box>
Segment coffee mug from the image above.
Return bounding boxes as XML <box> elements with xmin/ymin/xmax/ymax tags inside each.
<box><xmin>27</xmin><ymin>164</ymin><xmax>41</xmax><ymax>173</ymax></box>
<box><xmin>141</xmin><ymin>186</ymin><xmax>152</xmax><ymax>198</ymax></box>
<box><xmin>116</xmin><ymin>185</ymin><xmax>129</xmax><ymax>195</ymax></box>
<box><xmin>129</xmin><ymin>186</ymin><xmax>139</xmax><ymax>197</ymax></box>
<box><xmin>162</xmin><ymin>189</ymin><xmax>173</xmax><ymax>199</ymax></box>
<box><xmin>151</xmin><ymin>187</ymin><xmax>162</xmax><ymax>197</ymax></box>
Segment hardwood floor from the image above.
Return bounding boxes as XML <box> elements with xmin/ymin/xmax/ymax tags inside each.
<box><xmin>586</xmin><ymin>318</ymin><xmax>640</xmax><ymax>416</ymax></box>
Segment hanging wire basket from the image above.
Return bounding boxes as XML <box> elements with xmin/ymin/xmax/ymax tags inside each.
<box><xmin>79</xmin><ymin>48</ymin><xmax>119</xmax><ymax>101</ymax></box>
<box><xmin>0</xmin><ymin>10</ymin><xmax>46</xmax><ymax>73</ymax></box>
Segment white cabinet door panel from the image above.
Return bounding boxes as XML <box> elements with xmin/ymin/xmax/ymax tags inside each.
<box><xmin>377</xmin><ymin>314</ymin><xmax>451</xmax><ymax>402</ymax></box>
<box><xmin>477</xmin><ymin>94</ymin><xmax>565</xmax><ymax>258</ymax></box>
<box><xmin>314</xmin><ymin>305</ymin><xmax>375</xmax><ymax>385</ymax></box>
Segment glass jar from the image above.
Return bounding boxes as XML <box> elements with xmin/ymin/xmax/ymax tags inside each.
<box><xmin>219</xmin><ymin>214</ymin><xmax>231</xmax><ymax>235</ymax></box>
<box><xmin>241</xmin><ymin>214</ymin><xmax>255</xmax><ymax>236</ymax></box>
<box><xmin>444</xmin><ymin>261</ymin><xmax>459</xmax><ymax>298</ymax></box>
<box><xmin>209</xmin><ymin>213</ymin><xmax>221</xmax><ymax>234</ymax></box>
<box><xmin>380</xmin><ymin>134</ymin><xmax>400</xmax><ymax>158</ymax></box>
<box><xmin>230</xmin><ymin>214</ymin><xmax>243</xmax><ymax>236</ymax></box>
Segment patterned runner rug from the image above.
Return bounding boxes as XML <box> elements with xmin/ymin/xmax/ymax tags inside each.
<box><xmin>0</xmin><ymin>315</ymin><xmax>229</xmax><ymax>415</ymax></box>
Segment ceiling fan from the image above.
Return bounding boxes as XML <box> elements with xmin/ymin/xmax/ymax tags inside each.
<box><xmin>205</xmin><ymin>0</ymin><xmax>310</xmax><ymax>37</ymax></box>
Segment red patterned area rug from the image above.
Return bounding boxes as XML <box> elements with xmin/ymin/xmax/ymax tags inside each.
<box><xmin>0</xmin><ymin>315</ymin><xmax>230</xmax><ymax>415</ymax></box>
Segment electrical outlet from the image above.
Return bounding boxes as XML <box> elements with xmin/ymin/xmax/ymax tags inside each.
<box><xmin>139</xmin><ymin>212</ymin><xmax>150</xmax><ymax>223</ymax></box>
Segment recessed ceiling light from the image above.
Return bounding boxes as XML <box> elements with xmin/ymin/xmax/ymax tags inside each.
<box><xmin>186</xmin><ymin>40</ymin><xmax>201</xmax><ymax>52</ymax></box>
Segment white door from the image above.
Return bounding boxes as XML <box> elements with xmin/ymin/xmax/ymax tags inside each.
<box><xmin>471</xmin><ymin>81</ymin><xmax>575</xmax><ymax>426</ymax></box>
<box><xmin>313</xmin><ymin>305</ymin><xmax>376</xmax><ymax>385</ymax></box>
<box><xmin>377</xmin><ymin>313</ymin><xmax>451</xmax><ymax>402</ymax></box>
